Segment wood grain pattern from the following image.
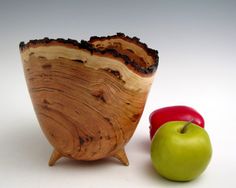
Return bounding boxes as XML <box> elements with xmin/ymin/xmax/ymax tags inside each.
<box><xmin>20</xmin><ymin>33</ymin><xmax>158</xmax><ymax>166</ymax></box>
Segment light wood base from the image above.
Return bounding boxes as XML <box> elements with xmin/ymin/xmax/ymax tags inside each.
<box><xmin>48</xmin><ymin>149</ymin><xmax>62</xmax><ymax>166</ymax></box>
<box><xmin>112</xmin><ymin>148</ymin><xmax>129</xmax><ymax>166</ymax></box>
<box><xmin>48</xmin><ymin>148</ymin><xmax>129</xmax><ymax>166</ymax></box>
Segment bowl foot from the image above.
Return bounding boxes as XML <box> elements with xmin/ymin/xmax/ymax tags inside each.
<box><xmin>48</xmin><ymin>149</ymin><xmax>62</xmax><ymax>166</ymax></box>
<box><xmin>113</xmin><ymin>148</ymin><xmax>129</xmax><ymax>166</ymax></box>
<box><xmin>48</xmin><ymin>148</ymin><xmax>129</xmax><ymax>166</ymax></box>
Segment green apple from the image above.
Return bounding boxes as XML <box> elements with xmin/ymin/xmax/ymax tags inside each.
<box><xmin>151</xmin><ymin>121</ymin><xmax>212</xmax><ymax>181</ymax></box>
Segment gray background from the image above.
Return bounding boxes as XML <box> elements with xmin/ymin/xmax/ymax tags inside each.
<box><xmin>0</xmin><ymin>0</ymin><xmax>235</xmax><ymax>187</ymax></box>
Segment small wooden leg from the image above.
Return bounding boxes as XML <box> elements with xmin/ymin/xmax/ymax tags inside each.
<box><xmin>48</xmin><ymin>149</ymin><xmax>62</xmax><ymax>166</ymax></box>
<box><xmin>113</xmin><ymin>148</ymin><xmax>129</xmax><ymax>166</ymax></box>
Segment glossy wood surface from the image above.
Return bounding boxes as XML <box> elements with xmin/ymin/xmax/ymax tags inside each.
<box><xmin>20</xmin><ymin>34</ymin><xmax>158</xmax><ymax>166</ymax></box>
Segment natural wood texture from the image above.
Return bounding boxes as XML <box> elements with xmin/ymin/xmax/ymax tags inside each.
<box><xmin>48</xmin><ymin>149</ymin><xmax>63</xmax><ymax>166</ymax></box>
<box><xmin>112</xmin><ymin>148</ymin><xmax>129</xmax><ymax>166</ymax></box>
<box><xmin>20</xmin><ymin>33</ymin><xmax>158</xmax><ymax>166</ymax></box>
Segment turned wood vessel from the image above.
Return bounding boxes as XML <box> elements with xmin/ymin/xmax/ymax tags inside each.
<box><xmin>19</xmin><ymin>33</ymin><xmax>159</xmax><ymax>166</ymax></box>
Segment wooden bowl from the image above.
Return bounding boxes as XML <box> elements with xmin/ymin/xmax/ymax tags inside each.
<box><xmin>19</xmin><ymin>33</ymin><xmax>159</xmax><ymax>166</ymax></box>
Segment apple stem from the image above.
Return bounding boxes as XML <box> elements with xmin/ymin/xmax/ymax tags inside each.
<box><xmin>180</xmin><ymin>118</ymin><xmax>194</xmax><ymax>134</ymax></box>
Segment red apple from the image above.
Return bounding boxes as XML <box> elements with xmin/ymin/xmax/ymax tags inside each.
<box><xmin>149</xmin><ymin>106</ymin><xmax>204</xmax><ymax>139</ymax></box>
